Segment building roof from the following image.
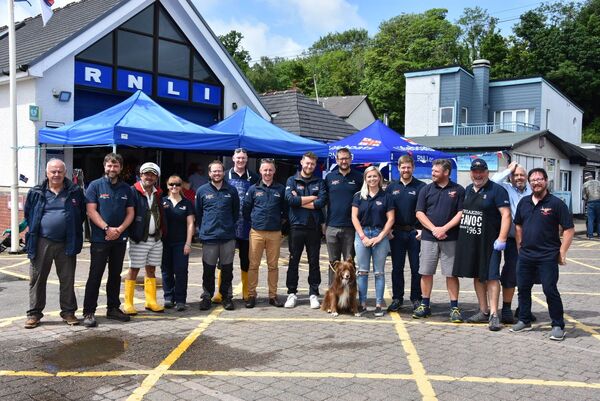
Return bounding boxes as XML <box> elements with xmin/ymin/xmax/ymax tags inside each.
<box><xmin>260</xmin><ymin>90</ymin><xmax>358</xmax><ymax>143</ymax></box>
<box><xmin>318</xmin><ymin>95</ymin><xmax>371</xmax><ymax>119</ymax></box>
<box><xmin>411</xmin><ymin>130</ymin><xmax>600</xmax><ymax>166</ymax></box>
<box><xmin>0</xmin><ymin>0</ymin><xmax>126</xmax><ymax>72</ymax></box>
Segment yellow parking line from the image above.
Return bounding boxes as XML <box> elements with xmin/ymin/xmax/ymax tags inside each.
<box><xmin>532</xmin><ymin>294</ymin><xmax>600</xmax><ymax>342</ymax></box>
<box><xmin>165</xmin><ymin>369</ymin><xmax>415</xmax><ymax>380</ymax></box>
<box><xmin>57</xmin><ymin>370</ymin><xmax>154</xmax><ymax>377</ymax></box>
<box><xmin>0</xmin><ymin>260</ymin><xmax>29</xmax><ymax>271</ymax></box>
<box><xmin>428</xmin><ymin>374</ymin><xmax>600</xmax><ymax>389</ymax></box>
<box><xmin>559</xmin><ymin>272</ymin><xmax>600</xmax><ymax>275</ymax></box>
<box><xmin>566</xmin><ymin>258</ymin><xmax>600</xmax><ymax>271</ymax></box>
<box><xmin>0</xmin><ymin>370</ymin><xmax>54</xmax><ymax>377</ymax></box>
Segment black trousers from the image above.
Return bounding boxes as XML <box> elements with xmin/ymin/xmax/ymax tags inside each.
<box><xmin>236</xmin><ymin>238</ymin><xmax>250</xmax><ymax>272</ymax></box>
<box><xmin>83</xmin><ymin>241</ymin><xmax>127</xmax><ymax>314</ymax></box>
<box><xmin>286</xmin><ymin>226</ymin><xmax>321</xmax><ymax>296</ymax></box>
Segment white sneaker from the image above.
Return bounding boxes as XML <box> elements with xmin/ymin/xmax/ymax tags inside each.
<box><xmin>284</xmin><ymin>293</ymin><xmax>297</xmax><ymax>308</ymax></box>
<box><xmin>309</xmin><ymin>294</ymin><xmax>320</xmax><ymax>309</ymax></box>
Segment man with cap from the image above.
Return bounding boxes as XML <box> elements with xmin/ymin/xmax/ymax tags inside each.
<box><xmin>122</xmin><ymin>162</ymin><xmax>165</xmax><ymax>315</ymax></box>
<box><xmin>491</xmin><ymin>161</ymin><xmax>532</xmax><ymax>323</ymax></box>
<box><xmin>583</xmin><ymin>172</ymin><xmax>600</xmax><ymax>239</ymax></box>
<box><xmin>453</xmin><ymin>158</ymin><xmax>511</xmax><ymax>331</ymax></box>
<box><xmin>83</xmin><ymin>153</ymin><xmax>134</xmax><ymax>327</ymax></box>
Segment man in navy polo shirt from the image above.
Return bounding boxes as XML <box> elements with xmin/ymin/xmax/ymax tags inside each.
<box><xmin>510</xmin><ymin>168</ymin><xmax>574</xmax><ymax>341</ymax></box>
<box><xmin>83</xmin><ymin>153</ymin><xmax>135</xmax><ymax>328</ymax></box>
<box><xmin>196</xmin><ymin>160</ymin><xmax>240</xmax><ymax>311</ymax></box>
<box><xmin>453</xmin><ymin>159</ymin><xmax>511</xmax><ymax>331</ymax></box>
<box><xmin>386</xmin><ymin>154</ymin><xmax>426</xmax><ymax>313</ymax></box>
<box><xmin>324</xmin><ymin>147</ymin><xmax>363</xmax><ymax>285</ymax></box>
<box><xmin>414</xmin><ymin>159</ymin><xmax>465</xmax><ymax>322</ymax></box>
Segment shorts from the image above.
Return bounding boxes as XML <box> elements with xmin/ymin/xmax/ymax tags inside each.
<box><xmin>487</xmin><ymin>249</ymin><xmax>502</xmax><ymax>281</ymax></box>
<box><xmin>500</xmin><ymin>238</ymin><xmax>518</xmax><ymax>288</ymax></box>
<box><xmin>129</xmin><ymin>237</ymin><xmax>163</xmax><ymax>268</ymax></box>
<box><xmin>419</xmin><ymin>240</ymin><xmax>456</xmax><ymax>277</ymax></box>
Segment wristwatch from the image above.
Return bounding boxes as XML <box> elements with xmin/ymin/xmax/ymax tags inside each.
<box><xmin>103</xmin><ymin>225</ymin><xmax>109</xmax><ymax>232</ymax></box>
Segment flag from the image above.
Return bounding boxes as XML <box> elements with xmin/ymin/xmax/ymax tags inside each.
<box><xmin>39</xmin><ymin>0</ymin><xmax>54</xmax><ymax>26</ymax></box>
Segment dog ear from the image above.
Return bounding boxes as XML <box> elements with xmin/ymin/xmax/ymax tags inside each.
<box><xmin>346</xmin><ymin>258</ymin><xmax>355</xmax><ymax>268</ymax></box>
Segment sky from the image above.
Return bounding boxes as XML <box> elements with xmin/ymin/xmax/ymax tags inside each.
<box><xmin>1</xmin><ymin>0</ymin><xmax>578</xmax><ymax>62</ymax></box>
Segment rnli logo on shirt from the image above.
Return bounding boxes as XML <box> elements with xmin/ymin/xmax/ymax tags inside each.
<box><xmin>482</xmin><ymin>194</ymin><xmax>487</xmax><ymax>199</ymax></box>
<box><xmin>448</xmin><ymin>191</ymin><xmax>457</xmax><ymax>198</ymax></box>
<box><xmin>179</xmin><ymin>205</ymin><xmax>187</xmax><ymax>210</ymax></box>
<box><xmin>274</xmin><ymin>193</ymin><xmax>281</xmax><ymax>197</ymax></box>
<box><xmin>348</xmin><ymin>180</ymin><xmax>356</xmax><ymax>185</ymax></box>
<box><xmin>541</xmin><ymin>207</ymin><xmax>553</xmax><ymax>216</ymax></box>
<box><xmin>121</xmin><ymin>195</ymin><xmax>128</xmax><ymax>200</ymax></box>
<box><xmin>392</xmin><ymin>190</ymin><xmax>400</xmax><ymax>195</ymax></box>
<box><xmin>409</xmin><ymin>190</ymin><xmax>416</xmax><ymax>196</ymax></box>
<box><xmin>331</xmin><ymin>180</ymin><xmax>340</xmax><ymax>185</ymax></box>
<box><xmin>255</xmin><ymin>192</ymin><xmax>265</xmax><ymax>197</ymax></box>
<box><xmin>224</xmin><ymin>193</ymin><xmax>232</xmax><ymax>198</ymax></box>
<box><xmin>297</xmin><ymin>185</ymin><xmax>305</xmax><ymax>191</ymax></box>
<box><xmin>71</xmin><ymin>199</ymin><xmax>78</xmax><ymax>206</ymax></box>
<box><xmin>311</xmin><ymin>185</ymin><xmax>319</xmax><ymax>192</ymax></box>
<box><xmin>205</xmin><ymin>194</ymin><xmax>214</xmax><ymax>200</ymax></box>
<box><xmin>376</xmin><ymin>201</ymin><xmax>383</xmax><ymax>206</ymax></box>
<box><xmin>99</xmin><ymin>193</ymin><xmax>110</xmax><ymax>199</ymax></box>
<box><xmin>162</xmin><ymin>202</ymin><xmax>170</xmax><ymax>209</ymax></box>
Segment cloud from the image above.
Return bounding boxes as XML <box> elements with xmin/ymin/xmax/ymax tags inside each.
<box><xmin>287</xmin><ymin>0</ymin><xmax>367</xmax><ymax>33</ymax></box>
<box><xmin>208</xmin><ymin>19</ymin><xmax>305</xmax><ymax>63</ymax></box>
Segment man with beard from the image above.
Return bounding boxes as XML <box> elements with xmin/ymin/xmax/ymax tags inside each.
<box><xmin>491</xmin><ymin>161</ymin><xmax>532</xmax><ymax>323</ymax></box>
<box><xmin>453</xmin><ymin>159</ymin><xmax>511</xmax><ymax>331</ymax></box>
<box><xmin>123</xmin><ymin>162</ymin><xmax>165</xmax><ymax>315</ymax></box>
<box><xmin>196</xmin><ymin>160</ymin><xmax>240</xmax><ymax>311</ymax></box>
<box><xmin>510</xmin><ymin>168</ymin><xmax>574</xmax><ymax>341</ymax></box>
<box><xmin>83</xmin><ymin>153</ymin><xmax>135</xmax><ymax>327</ymax></box>
<box><xmin>324</xmin><ymin>148</ymin><xmax>363</xmax><ymax>285</ymax></box>
<box><xmin>386</xmin><ymin>155</ymin><xmax>426</xmax><ymax>313</ymax></box>
<box><xmin>284</xmin><ymin>152</ymin><xmax>326</xmax><ymax>309</ymax></box>
<box><xmin>413</xmin><ymin>159</ymin><xmax>465</xmax><ymax>322</ymax></box>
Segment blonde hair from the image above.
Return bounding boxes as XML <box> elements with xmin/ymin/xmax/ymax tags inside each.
<box><xmin>360</xmin><ymin>166</ymin><xmax>383</xmax><ymax>200</ymax></box>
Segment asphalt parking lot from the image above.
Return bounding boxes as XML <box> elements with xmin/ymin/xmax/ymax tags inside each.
<box><xmin>0</xmin><ymin>233</ymin><xmax>599</xmax><ymax>401</ymax></box>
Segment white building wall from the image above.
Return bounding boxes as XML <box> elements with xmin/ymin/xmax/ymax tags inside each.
<box><xmin>0</xmin><ymin>77</ymin><xmax>38</xmax><ymax>189</ymax></box>
<box><xmin>404</xmin><ymin>75</ymin><xmax>440</xmax><ymax>137</ymax></box>
<box><xmin>540</xmin><ymin>82</ymin><xmax>583</xmax><ymax>144</ymax></box>
<box><xmin>346</xmin><ymin>101</ymin><xmax>376</xmax><ymax>130</ymax></box>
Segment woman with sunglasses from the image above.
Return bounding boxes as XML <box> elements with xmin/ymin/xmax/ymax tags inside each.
<box><xmin>351</xmin><ymin>166</ymin><xmax>395</xmax><ymax>317</ymax></box>
<box><xmin>161</xmin><ymin>175</ymin><xmax>195</xmax><ymax>311</ymax></box>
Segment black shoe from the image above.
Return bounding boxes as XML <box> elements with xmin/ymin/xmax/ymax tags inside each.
<box><xmin>514</xmin><ymin>307</ymin><xmax>537</xmax><ymax>322</ymax></box>
<box><xmin>223</xmin><ymin>298</ymin><xmax>235</xmax><ymax>311</ymax></box>
<box><xmin>269</xmin><ymin>297</ymin><xmax>284</xmax><ymax>307</ymax></box>
<box><xmin>106</xmin><ymin>308</ymin><xmax>130</xmax><ymax>322</ymax></box>
<box><xmin>245</xmin><ymin>296</ymin><xmax>256</xmax><ymax>309</ymax></box>
<box><xmin>83</xmin><ymin>313</ymin><xmax>97</xmax><ymax>328</ymax></box>
<box><xmin>387</xmin><ymin>299</ymin><xmax>402</xmax><ymax>312</ymax></box>
<box><xmin>164</xmin><ymin>300</ymin><xmax>174</xmax><ymax>309</ymax></box>
<box><xmin>176</xmin><ymin>303</ymin><xmax>186</xmax><ymax>311</ymax></box>
<box><xmin>199</xmin><ymin>297</ymin><xmax>211</xmax><ymax>311</ymax></box>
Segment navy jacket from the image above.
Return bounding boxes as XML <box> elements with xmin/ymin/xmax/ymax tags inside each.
<box><xmin>129</xmin><ymin>181</ymin><xmax>165</xmax><ymax>243</ymax></box>
<box><xmin>243</xmin><ymin>181</ymin><xmax>287</xmax><ymax>231</ymax></box>
<box><xmin>285</xmin><ymin>172</ymin><xmax>326</xmax><ymax>227</ymax></box>
<box><xmin>195</xmin><ymin>181</ymin><xmax>240</xmax><ymax>241</ymax></box>
<box><xmin>24</xmin><ymin>178</ymin><xmax>85</xmax><ymax>260</ymax></box>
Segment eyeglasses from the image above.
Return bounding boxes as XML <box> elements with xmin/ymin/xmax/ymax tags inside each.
<box><xmin>168</xmin><ymin>182</ymin><xmax>182</xmax><ymax>187</ymax></box>
<box><xmin>234</xmin><ymin>148</ymin><xmax>247</xmax><ymax>154</ymax></box>
<box><xmin>337</xmin><ymin>157</ymin><xmax>351</xmax><ymax>161</ymax></box>
<box><xmin>261</xmin><ymin>158</ymin><xmax>275</xmax><ymax>164</ymax></box>
<box><xmin>529</xmin><ymin>178</ymin><xmax>546</xmax><ymax>183</ymax></box>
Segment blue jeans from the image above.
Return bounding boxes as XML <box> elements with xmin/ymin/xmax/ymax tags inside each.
<box><xmin>586</xmin><ymin>200</ymin><xmax>600</xmax><ymax>238</ymax></box>
<box><xmin>517</xmin><ymin>257</ymin><xmax>564</xmax><ymax>329</ymax></box>
<box><xmin>390</xmin><ymin>229</ymin><xmax>421</xmax><ymax>302</ymax></box>
<box><xmin>162</xmin><ymin>242</ymin><xmax>190</xmax><ymax>304</ymax></box>
<box><xmin>354</xmin><ymin>227</ymin><xmax>389</xmax><ymax>305</ymax></box>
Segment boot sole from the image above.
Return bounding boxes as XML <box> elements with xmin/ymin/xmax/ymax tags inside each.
<box><xmin>145</xmin><ymin>308</ymin><xmax>164</xmax><ymax>313</ymax></box>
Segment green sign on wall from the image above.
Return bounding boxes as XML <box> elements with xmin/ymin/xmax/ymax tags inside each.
<box><xmin>29</xmin><ymin>105</ymin><xmax>40</xmax><ymax>121</ymax></box>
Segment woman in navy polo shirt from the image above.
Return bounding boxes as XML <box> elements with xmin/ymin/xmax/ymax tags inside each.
<box><xmin>161</xmin><ymin>175</ymin><xmax>195</xmax><ymax>311</ymax></box>
<box><xmin>351</xmin><ymin>166</ymin><xmax>395</xmax><ymax>317</ymax></box>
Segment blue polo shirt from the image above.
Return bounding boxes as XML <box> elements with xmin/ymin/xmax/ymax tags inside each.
<box><xmin>514</xmin><ymin>192</ymin><xmax>574</xmax><ymax>261</ymax></box>
<box><xmin>464</xmin><ymin>180</ymin><xmax>510</xmax><ymax>219</ymax></box>
<box><xmin>352</xmin><ymin>190</ymin><xmax>394</xmax><ymax>229</ymax></box>
<box><xmin>39</xmin><ymin>188</ymin><xmax>68</xmax><ymax>241</ymax></box>
<box><xmin>325</xmin><ymin>168</ymin><xmax>363</xmax><ymax>227</ymax></box>
<box><xmin>416</xmin><ymin>180</ymin><xmax>465</xmax><ymax>241</ymax></box>
<box><xmin>85</xmin><ymin>177</ymin><xmax>134</xmax><ymax>243</ymax></box>
<box><xmin>386</xmin><ymin>177</ymin><xmax>426</xmax><ymax>228</ymax></box>
<box><xmin>162</xmin><ymin>197</ymin><xmax>194</xmax><ymax>244</ymax></box>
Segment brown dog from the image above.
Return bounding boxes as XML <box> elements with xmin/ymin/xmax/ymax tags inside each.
<box><xmin>321</xmin><ymin>259</ymin><xmax>358</xmax><ymax>317</ymax></box>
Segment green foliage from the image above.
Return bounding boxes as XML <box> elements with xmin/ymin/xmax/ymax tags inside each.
<box><xmin>583</xmin><ymin>116</ymin><xmax>600</xmax><ymax>144</ymax></box>
<box><xmin>218</xmin><ymin>30</ymin><xmax>251</xmax><ymax>74</ymax></box>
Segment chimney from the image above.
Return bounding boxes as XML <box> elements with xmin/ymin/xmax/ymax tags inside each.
<box><xmin>472</xmin><ymin>59</ymin><xmax>490</xmax><ymax>124</ymax></box>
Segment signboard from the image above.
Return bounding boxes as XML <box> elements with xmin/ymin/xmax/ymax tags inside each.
<box><xmin>456</xmin><ymin>153</ymin><xmax>499</xmax><ymax>171</ymax></box>
<box><xmin>553</xmin><ymin>191</ymin><xmax>572</xmax><ymax>212</ymax></box>
<box><xmin>29</xmin><ymin>105</ymin><xmax>40</xmax><ymax>121</ymax></box>
<box><xmin>74</xmin><ymin>61</ymin><xmax>222</xmax><ymax>107</ymax></box>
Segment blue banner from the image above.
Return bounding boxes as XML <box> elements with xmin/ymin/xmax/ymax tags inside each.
<box><xmin>116</xmin><ymin>69</ymin><xmax>152</xmax><ymax>95</ymax></box>
<box><xmin>74</xmin><ymin>61</ymin><xmax>112</xmax><ymax>90</ymax></box>
<box><xmin>157</xmin><ymin>76</ymin><xmax>189</xmax><ymax>101</ymax></box>
<box><xmin>456</xmin><ymin>153</ymin><xmax>499</xmax><ymax>171</ymax></box>
<box><xmin>192</xmin><ymin>83</ymin><xmax>222</xmax><ymax>106</ymax></box>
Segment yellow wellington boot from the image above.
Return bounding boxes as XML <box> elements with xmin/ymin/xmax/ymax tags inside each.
<box><xmin>144</xmin><ymin>277</ymin><xmax>164</xmax><ymax>313</ymax></box>
<box><xmin>123</xmin><ymin>279</ymin><xmax>138</xmax><ymax>315</ymax></box>
<box><xmin>241</xmin><ymin>270</ymin><xmax>249</xmax><ymax>301</ymax></box>
<box><xmin>212</xmin><ymin>269</ymin><xmax>223</xmax><ymax>303</ymax></box>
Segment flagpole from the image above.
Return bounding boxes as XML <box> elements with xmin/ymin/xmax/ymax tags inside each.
<box><xmin>8</xmin><ymin>0</ymin><xmax>20</xmax><ymax>253</ymax></box>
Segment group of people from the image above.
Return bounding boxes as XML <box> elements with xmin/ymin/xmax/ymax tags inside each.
<box><xmin>23</xmin><ymin>148</ymin><xmax>574</xmax><ymax>341</ymax></box>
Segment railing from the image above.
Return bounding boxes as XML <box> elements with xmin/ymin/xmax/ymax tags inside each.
<box><xmin>455</xmin><ymin>122</ymin><xmax>539</xmax><ymax>135</ymax></box>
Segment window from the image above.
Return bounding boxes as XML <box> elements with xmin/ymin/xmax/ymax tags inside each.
<box><xmin>560</xmin><ymin>170</ymin><xmax>571</xmax><ymax>191</ymax></box>
<box><xmin>440</xmin><ymin>107</ymin><xmax>454</xmax><ymax>126</ymax></box>
<box><xmin>547</xmin><ymin>158</ymin><xmax>556</xmax><ymax>192</ymax></box>
<box><xmin>494</xmin><ymin>109</ymin><xmax>534</xmax><ymax>131</ymax></box>
<box><xmin>120</xmin><ymin>5</ymin><xmax>154</xmax><ymax>35</ymax></box>
<box><xmin>514</xmin><ymin>153</ymin><xmax>543</xmax><ymax>172</ymax></box>
<box><xmin>159</xmin><ymin>7</ymin><xmax>186</xmax><ymax>42</ymax></box>
<box><xmin>77</xmin><ymin>33</ymin><xmax>113</xmax><ymax>64</ymax></box>
<box><xmin>158</xmin><ymin>40</ymin><xmax>190</xmax><ymax>78</ymax></box>
<box><xmin>117</xmin><ymin>30</ymin><xmax>153</xmax><ymax>71</ymax></box>
<box><xmin>460</xmin><ymin>107</ymin><xmax>468</xmax><ymax>125</ymax></box>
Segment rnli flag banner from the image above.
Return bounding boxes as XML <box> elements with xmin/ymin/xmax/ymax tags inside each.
<box><xmin>39</xmin><ymin>0</ymin><xmax>54</xmax><ymax>26</ymax></box>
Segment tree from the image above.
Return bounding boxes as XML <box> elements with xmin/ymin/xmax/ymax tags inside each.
<box><xmin>362</xmin><ymin>9</ymin><xmax>462</xmax><ymax>131</ymax></box>
<box><xmin>219</xmin><ymin>30</ymin><xmax>251</xmax><ymax>74</ymax></box>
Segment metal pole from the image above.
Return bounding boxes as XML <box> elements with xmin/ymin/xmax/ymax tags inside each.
<box><xmin>8</xmin><ymin>0</ymin><xmax>20</xmax><ymax>253</ymax></box>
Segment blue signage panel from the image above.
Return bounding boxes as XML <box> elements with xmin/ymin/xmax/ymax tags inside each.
<box><xmin>116</xmin><ymin>69</ymin><xmax>153</xmax><ymax>95</ymax></box>
<box><xmin>456</xmin><ymin>153</ymin><xmax>499</xmax><ymax>171</ymax></box>
<box><xmin>74</xmin><ymin>61</ymin><xmax>112</xmax><ymax>90</ymax></box>
<box><xmin>192</xmin><ymin>83</ymin><xmax>222</xmax><ymax>106</ymax></box>
<box><xmin>157</xmin><ymin>76</ymin><xmax>189</xmax><ymax>101</ymax></box>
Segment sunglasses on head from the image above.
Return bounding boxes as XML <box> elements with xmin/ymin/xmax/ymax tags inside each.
<box><xmin>234</xmin><ymin>148</ymin><xmax>247</xmax><ymax>154</ymax></box>
<box><xmin>168</xmin><ymin>182</ymin><xmax>182</xmax><ymax>187</ymax></box>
